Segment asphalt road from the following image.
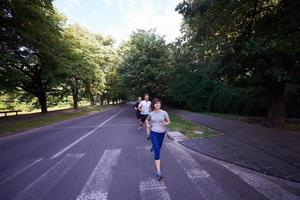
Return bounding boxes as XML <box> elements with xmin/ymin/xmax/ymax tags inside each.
<box><xmin>0</xmin><ymin>105</ymin><xmax>300</xmax><ymax>200</ymax></box>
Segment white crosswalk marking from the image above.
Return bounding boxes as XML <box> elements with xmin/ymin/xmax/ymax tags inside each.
<box><xmin>166</xmin><ymin>143</ymin><xmax>233</xmax><ymax>200</ymax></box>
<box><xmin>76</xmin><ymin>149</ymin><xmax>121</xmax><ymax>200</ymax></box>
<box><xmin>137</xmin><ymin>146</ymin><xmax>172</xmax><ymax>200</ymax></box>
<box><xmin>136</xmin><ymin>145</ymin><xmax>152</xmax><ymax>150</ymax></box>
<box><xmin>223</xmin><ymin>164</ymin><xmax>300</xmax><ymax>200</ymax></box>
<box><xmin>13</xmin><ymin>153</ymin><xmax>84</xmax><ymax>200</ymax></box>
<box><xmin>0</xmin><ymin>158</ymin><xmax>43</xmax><ymax>185</ymax></box>
<box><xmin>139</xmin><ymin>178</ymin><xmax>171</xmax><ymax>200</ymax></box>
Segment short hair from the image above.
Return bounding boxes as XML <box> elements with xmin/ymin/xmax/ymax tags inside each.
<box><xmin>151</xmin><ymin>98</ymin><xmax>161</xmax><ymax>110</ymax></box>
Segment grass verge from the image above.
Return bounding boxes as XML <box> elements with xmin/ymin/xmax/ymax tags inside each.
<box><xmin>201</xmin><ymin>112</ymin><xmax>300</xmax><ymax>132</ymax></box>
<box><xmin>168</xmin><ymin>113</ymin><xmax>222</xmax><ymax>139</ymax></box>
<box><xmin>200</xmin><ymin>112</ymin><xmax>239</xmax><ymax>120</ymax></box>
<box><xmin>284</xmin><ymin>122</ymin><xmax>300</xmax><ymax>131</ymax></box>
<box><xmin>0</xmin><ymin>105</ymin><xmax>104</xmax><ymax>136</ymax></box>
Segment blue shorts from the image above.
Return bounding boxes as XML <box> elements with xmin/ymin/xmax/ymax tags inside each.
<box><xmin>150</xmin><ymin>131</ymin><xmax>165</xmax><ymax>160</ymax></box>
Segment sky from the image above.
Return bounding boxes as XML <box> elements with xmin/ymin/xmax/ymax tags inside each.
<box><xmin>54</xmin><ymin>0</ymin><xmax>183</xmax><ymax>44</ymax></box>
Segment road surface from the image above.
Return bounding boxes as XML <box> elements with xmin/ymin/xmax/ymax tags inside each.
<box><xmin>0</xmin><ymin>105</ymin><xmax>300</xmax><ymax>200</ymax></box>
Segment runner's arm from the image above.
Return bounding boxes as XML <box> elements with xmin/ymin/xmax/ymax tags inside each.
<box><xmin>163</xmin><ymin>112</ymin><xmax>171</xmax><ymax>126</ymax></box>
<box><xmin>134</xmin><ymin>103</ymin><xmax>139</xmax><ymax>111</ymax></box>
<box><xmin>138</xmin><ymin>103</ymin><xmax>143</xmax><ymax>112</ymax></box>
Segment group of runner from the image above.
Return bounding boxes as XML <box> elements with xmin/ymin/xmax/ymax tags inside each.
<box><xmin>134</xmin><ymin>93</ymin><xmax>171</xmax><ymax>181</ymax></box>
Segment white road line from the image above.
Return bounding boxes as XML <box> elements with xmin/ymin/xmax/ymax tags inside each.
<box><xmin>0</xmin><ymin>158</ymin><xmax>43</xmax><ymax>185</ymax></box>
<box><xmin>46</xmin><ymin>126</ymin><xmax>99</xmax><ymax>130</ymax></box>
<box><xmin>50</xmin><ymin>109</ymin><xmax>124</xmax><ymax>159</ymax></box>
<box><xmin>102</xmin><ymin>124</ymin><xmax>137</xmax><ymax>127</ymax></box>
<box><xmin>139</xmin><ymin>178</ymin><xmax>171</xmax><ymax>200</ymax></box>
<box><xmin>136</xmin><ymin>145</ymin><xmax>152</xmax><ymax>150</ymax></box>
<box><xmin>223</xmin><ymin>164</ymin><xmax>300</xmax><ymax>200</ymax></box>
<box><xmin>137</xmin><ymin>146</ymin><xmax>172</xmax><ymax>200</ymax></box>
<box><xmin>76</xmin><ymin>149</ymin><xmax>121</xmax><ymax>200</ymax></box>
<box><xmin>13</xmin><ymin>153</ymin><xmax>84</xmax><ymax>200</ymax></box>
<box><xmin>166</xmin><ymin>143</ymin><xmax>232</xmax><ymax>200</ymax></box>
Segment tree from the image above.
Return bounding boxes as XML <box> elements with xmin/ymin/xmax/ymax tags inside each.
<box><xmin>0</xmin><ymin>0</ymin><xmax>65</xmax><ymax>113</ymax></box>
<box><xmin>60</xmin><ymin>24</ymin><xmax>114</xmax><ymax>108</ymax></box>
<box><xmin>117</xmin><ymin>29</ymin><xmax>174</xmax><ymax>99</ymax></box>
<box><xmin>166</xmin><ymin>40</ymin><xmax>217</xmax><ymax>111</ymax></box>
<box><xmin>176</xmin><ymin>0</ymin><xmax>300</xmax><ymax>128</ymax></box>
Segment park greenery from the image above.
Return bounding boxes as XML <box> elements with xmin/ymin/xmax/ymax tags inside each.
<box><xmin>1</xmin><ymin>0</ymin><xmax>299</xmax><ymax>128</ymax></box>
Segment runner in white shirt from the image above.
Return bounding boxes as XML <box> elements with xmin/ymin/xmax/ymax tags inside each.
<box><xmin>138</xmin><ymin>94</ymin><xmax>151</xmax><ymax>139</ymax></box>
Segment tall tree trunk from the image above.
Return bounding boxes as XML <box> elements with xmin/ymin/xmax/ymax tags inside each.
<box><xmin>71</xmin><ymin>81</ymin><xmax>79</xmax><ymax>109</ymax></box>
<box><xmin>37</xmin><ymin>91</ymin><xmax>47</xmax><ymax>113</ymax></box>
<box><xmin>265</xmin><ymin>81</ymin><xmax>286</xmax><ymax>128</ymax></box>
<box><xmin>85</xmin><ymin>82</ymin><xmax>95</xmax><ymax>106</ymax></box>
<box><xmin>90</xmin><ymin>94</ymin><xmax>95</xmax><ymax>106</ymax></box>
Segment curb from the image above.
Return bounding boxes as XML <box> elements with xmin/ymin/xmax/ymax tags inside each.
<box><xmin>174</xmin><ymin>138</ymin><xmax>300</xmax><ymax>184</ymax></box>
<box><xmin>166</xmin><ymin>131</ymin><xmax>188</xmax><ymax>142</ymax></box>
<box><xmin>172</xmin><ymin>140</ymin><xmax>300</xmax><ymax>187</ymax></box>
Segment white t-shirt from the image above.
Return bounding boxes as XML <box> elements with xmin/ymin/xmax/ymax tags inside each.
<box><xmin>138</xmin><ymin>100</ymin><xmax>151</xmax><ymax>115</ymax></box>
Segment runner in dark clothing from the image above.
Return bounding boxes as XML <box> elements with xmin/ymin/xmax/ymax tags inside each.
<box><xmin>134</xmin><ymin>97</ymin><xmax>142</xmax><ymax>128</ymax></box>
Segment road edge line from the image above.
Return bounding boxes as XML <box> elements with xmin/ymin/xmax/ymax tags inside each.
<box><xmin>50</xmin><ymin>109</ymin><xmax>125</xmax><ymax>159</ymax></box>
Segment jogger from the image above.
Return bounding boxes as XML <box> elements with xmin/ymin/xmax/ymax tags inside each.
<box><xmin>134</xmin><ymin>97</ymin><xmax>142</xmax><ymax>128</ymax></box>
<box><xmin>146</xmin><ymin>98</ymin><xmax>170</xmax><ymax>180</ymax></box>
<box><xmin>138</xmin><ymin>94</ymin><xmax>151</xmax><ymax>138</ymax></box>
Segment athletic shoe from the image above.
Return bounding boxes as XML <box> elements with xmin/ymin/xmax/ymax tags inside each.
<box><xmin>156</xmin><ymin>171</ymin><xmax>163</xmax><ymax>181</ymax></box>
<box><xmin>137</xmin><ymin>126</ymin><xmax>142</xmax><ymax>130</ymax></box>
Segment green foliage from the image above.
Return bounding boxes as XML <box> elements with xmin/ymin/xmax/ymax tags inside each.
<box><xmin>60</xmin><ymin>24</ymin><xmax>113</xmax><ymax>106</ymax></box>
<box><xmin>285</xmin><ymin>85</ymin><xmax>300</xmax><ymax>118</ymax></box>
<box><xmin>175</xmin><ymin>0</ymin><xmax>300</xmax><ymax>86</ymax></box>
<box><xmin>0</xmin><ymin>0</ymin><xmax>66</xmax><ymax>112</ymax></box>
<box><xmin>117</xmin><ymin>29</ymin><xmax>174</xmax><ymax>99</ymax></box>
<box><xmin>1</xmin><ymin>0</ymin><xmax>299</xmax><ymax>124</ymax></box>
<box><xmin>208</xmin><ymin>85</ymin><xmax>267</xmax><ymax>115</ymax></box>
<box><xmin>0</xmin><ymin>1</ymin><xmax>121</xmax><ymax>112</ymax></box>
<box><xmin>173</xmin><ymin>0</ymin><xmax>300</xmax><ymax>126</ymax></box>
